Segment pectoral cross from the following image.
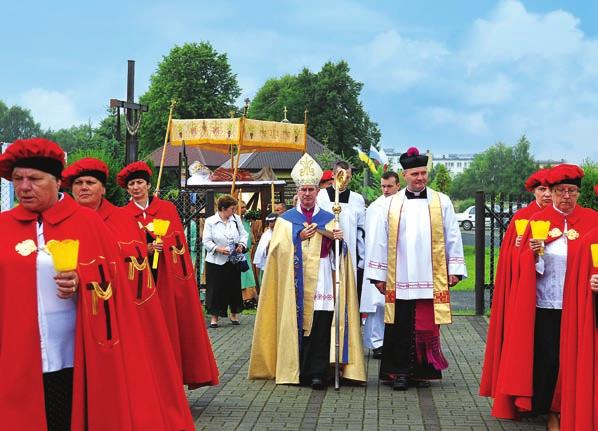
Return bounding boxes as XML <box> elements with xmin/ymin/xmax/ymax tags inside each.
<box><xmin>87</xmin><ymin>264</ymin><xmax>112</xmax><ymax>341</ymax></box>
<box><xmin>171</xmin><ymin>234</ymin><xmax>188</xmax><ymax>277</ymax></box>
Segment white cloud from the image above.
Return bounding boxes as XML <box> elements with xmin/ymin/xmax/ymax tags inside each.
<box><xmin>19</xmin><ymin>88</ymin><xmax>84</xmax><ymax>130</ymax></box>
<box><xmin>422</xmin><ymin>107</ymin><xmax>488</xmax><ymax>135</ymax></box>
<box><xmin>354</xmin><ymin>29</ymin><xmax>450</xmax><ymax>92</ymax></box>
<box><xmin>464</xmin><ymin>0</ymin><xmax>583</xmax><ymax>68</ymax></box>
<box><xmin>465</xmin><ymin>74</ymin><xmax>514</xmax><ymax>106</ymax></box>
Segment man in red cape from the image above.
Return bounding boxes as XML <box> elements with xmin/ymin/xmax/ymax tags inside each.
<box><xmin>480</xmin><ymin>168</ymin><xmax>551</xmax><ymax>401</ymax></box>
<box><xmin>0</xmin><ymin>139</ymin><xmax>132</xmax><ymax>430</ymax></box>
<box><xmin>493</xmin><ymin>164</ymin><xmax>596</xmax><ymax>430</ymax></box>
<box><xmin>559</xmin><ymin>184</ymin><xmax>598</xmax><ymax>431</ymax></box>
<box><xmin>118</xmin><ymin>161</ymin><xmax>219</xmax><ymax>388</ymax></box>
<box><xmin>63</xmin><ymin>158</ymin><xmax>195</xmax><ymax>430</ymax></box>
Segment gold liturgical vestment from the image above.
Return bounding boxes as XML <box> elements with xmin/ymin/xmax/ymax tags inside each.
<box><xmin>248</xmin><ymin>215</ymin><xmax>366</xmax><ymax>384</ymax></box>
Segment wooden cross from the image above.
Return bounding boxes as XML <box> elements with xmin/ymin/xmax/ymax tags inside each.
<box><xmin>110</xmin><ymin>60</ymin><xmax>148</xmax><ymax>165</ymax></box>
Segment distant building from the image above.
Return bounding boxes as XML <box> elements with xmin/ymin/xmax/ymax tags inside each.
<box><xmin>433</xmin><ymin>153</ymin><xmax>476</xmax><ymax>176</ymax></box>
<box><xmin>384</xmin><ymin>148</ymin><xmax>473</xmax><ymax>176</ymax></box>
<box><xmin>537</xmin><ymin>159</ymin><xmax>566</xmax><ymax>168</ymax></box>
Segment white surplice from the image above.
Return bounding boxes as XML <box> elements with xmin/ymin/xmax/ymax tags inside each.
<box><xmin>364</xmin><ymin>188</ymin><xmax>467</xmax><ymax>300</ymax></box>
<box><xmin>316</xmin><ymin>188</ymin><xmax>365</xmax><ymax>283</ymax></box>
<box><xmin>360</xmin><ymin>194</ymin><xmax>391</xmax><ymax>350</ymax></box>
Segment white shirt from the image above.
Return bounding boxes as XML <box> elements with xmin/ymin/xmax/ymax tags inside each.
<box><xmin>535</xmin><ymin>212</ymin><xmax>569</xmax><ymax>309</ymax></box>
<box><xmin>253</xmin><ymin>228</ymin><xmax>273</xmax><ymax>270</ymax></box>
<box><xmin>203</xmin><ymin>213</ymin><xmax>248</xmax><ymax>265</ymax></box>
<box><xmin>36</xmin><ymin>221</ymin><xmax>77</xmax><ymax>373</ymax></box>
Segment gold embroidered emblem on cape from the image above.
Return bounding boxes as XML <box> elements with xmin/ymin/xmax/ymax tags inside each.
<box><xmin>548</xmin><ymin>227</ymin><xmax>563</xmax><ymax>238</ymax></box>
<box><xmin>15</xmin><ymin>239</ymin><xmax>37</xmax><ymax>256</ymax></box>
<box><xmin>565</xmin><ymin>229</ymin><xmax>579</xmax><ymax>240</ymax></box>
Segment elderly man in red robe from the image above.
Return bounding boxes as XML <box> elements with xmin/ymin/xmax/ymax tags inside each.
<box><xmin>117</xmin><ymin>161</ymin><xmax>219</xmax><ymax>388</ymax></box>
<box><xmin>559</xmin><ymin>183</ymin><xmax>598</xmax><ymax>431</ymax></box>
<box><xmin>0</xmin><ymin>138</ymin><xmax>132</xmax><ymax>430</ymax></box>
<box><xmin>493</xmin><ymin>164</ymin><xmax>596</xmax><ymax>430</ymax></box>
<box><xmin>62</xmin><ymin>158</ymin><xmax>195</xmax><ymax>430</ymax></box>
<box><xmin>480</xmin><ymin>168</ymin><xmax>552</xmax><ymax>402</ymax></box>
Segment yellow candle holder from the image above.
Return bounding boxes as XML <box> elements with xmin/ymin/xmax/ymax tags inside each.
<box><xmin>46</xmin><ymin>239</ymin><xmax>80</xmax><ymax>272</ymax></box>
<box><xmin>152</xmin><ymin>219</ymin><xmax>171</xmax><ymax>269</ymax></box>
<box><xmin>514</xmin><ymin>219</ymin><xmax>529</xmax><ymax>237</ymax></box>
<box><xmin>591</xmin><ymin>244</ymin><xmax>598</xmax><ymax>268</ymax></box>
<box><xmin>530</xmin><ymin>220</ymin><xmax>551</xmax><ymax>256</ymax></box>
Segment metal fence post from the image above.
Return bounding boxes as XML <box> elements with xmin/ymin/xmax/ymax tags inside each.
<box><xmin>475</xmin><ymin>190</ymin><xmax>485</xmax><ymax>315</ymax></box>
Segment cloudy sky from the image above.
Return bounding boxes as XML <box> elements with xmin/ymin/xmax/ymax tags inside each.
<box><xmin>2</xmin><ymin>0</ymin><xmax>597</xmax><ymax>162</ymax></box>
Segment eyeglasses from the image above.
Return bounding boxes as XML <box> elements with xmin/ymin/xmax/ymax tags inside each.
<box><xmin>553</xmin><ymin>187</ymin><xmax>579</xmax><ymax>196</ymax></box>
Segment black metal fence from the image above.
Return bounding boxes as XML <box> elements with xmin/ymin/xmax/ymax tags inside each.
<box><xmin>474</xmin><ymin>191</ymin><xmax>528</xmax><ymax>315</ymax></box>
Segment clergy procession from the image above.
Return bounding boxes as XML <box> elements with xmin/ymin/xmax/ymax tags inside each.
<box><xmin>1</xmin><ymin>136</ymin><xmax>598</xmax><ymax>431</ymax></box>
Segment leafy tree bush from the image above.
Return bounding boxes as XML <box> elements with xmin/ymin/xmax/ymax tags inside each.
<box><xmin>139</xmin><ymin>42</ymin><xmax>241</xmax><ymax>156</ymax></box>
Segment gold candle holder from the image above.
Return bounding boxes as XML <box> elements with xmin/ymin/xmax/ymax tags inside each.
<box><xmin>530</xmin><ymin>220</ymin><xmax>550</xmax><ymax>256</ymax></box>
<box><xmin>45</xmin><ymin>239</ymin><xmax>79</xmax><ymax>272</ymax></box>
<box><xmin>152</xmin><ymin>219</ymin><xmax>171</xmax><ymax>269</ymax></box>
<box><xmin>514</xmin><ymin>219</ymin><xmax>529</xmax><ymax>237</ymax></box>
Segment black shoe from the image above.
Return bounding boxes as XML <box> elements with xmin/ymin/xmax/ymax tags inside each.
<box><xmin>230</xmin><ymin>319</ymin><xmax>240</xmax><ymax>326</ymax></box>
<box><xmin>209</xmin><ymin>323</ymin><xmax>218</xmax><ymax>328</ymax></box>
<box><xmin>392</xmin><ymin>375</ymin><xmax>409</xmax><ymax>391</ymax></box>
<box><xmin>372</xmin><ymin>347</ymin><xmax>383</xmax><ymax>359</ymax></box>
<box><xmin>310</xmin><ymin>377</ymin><xmax>325</xmax><ymax>390</ymax></box>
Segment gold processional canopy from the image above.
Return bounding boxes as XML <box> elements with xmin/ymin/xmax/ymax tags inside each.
<box><xmin>169</xmin><ymin>118</ymin><xmax>307</xmax><ymax>153</ymax></box>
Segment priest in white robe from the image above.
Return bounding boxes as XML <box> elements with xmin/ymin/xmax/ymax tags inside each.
<box><xmin>317</xmin><ymin>161</ymin><xmax>366</xmax><ymax>301</ymax></box>
<box><xmin>360</xmin><ymin>171</ymin><xmax>401</xmax><ymax>359</ymax></box>
<box><xmin>365</xmin><ymin>147</ymin><xmax>466</xmax><ymax>391</ymax></box>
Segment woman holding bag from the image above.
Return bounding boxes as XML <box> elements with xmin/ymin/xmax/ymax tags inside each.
<box><xmin>203</xmin><ymin>194</ymin><xmax>248</xmax><ymax>327</ymax></box>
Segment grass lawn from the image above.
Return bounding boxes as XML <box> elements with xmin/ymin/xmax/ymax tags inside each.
<box><xmin>451</xmin><ymin>245</ymin><xmax>499</xmax><ymax>291</ymax></box>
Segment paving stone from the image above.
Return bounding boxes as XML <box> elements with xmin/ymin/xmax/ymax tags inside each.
<box><xmin>188</xmin><ymin>315</ymin><xmax>548</xmax><ymax>430</ymax></box>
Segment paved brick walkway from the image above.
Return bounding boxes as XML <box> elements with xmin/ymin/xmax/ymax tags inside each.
<box><xmin>187</xmin><ymin>316</ymin><xmax>546</xmax><ymax>430</ymax></box>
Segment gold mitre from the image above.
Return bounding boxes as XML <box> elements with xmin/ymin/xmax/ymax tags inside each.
<box><xmin>291</xmin><ymin>153</ymin><xmax>323</xmax><ymax>187</ymax></box>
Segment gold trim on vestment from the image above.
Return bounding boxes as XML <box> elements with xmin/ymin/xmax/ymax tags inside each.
<box><xmin>385</xmin><ymin>190</ymin><xmax>452</xmax><ymax>325</ymax></box>
<box><xmin>171</xmin><ymin>244</ymin><xmax>185</xmax><ymax>264</ymax></box>
<box><xmin>429</xmin><ymin>191</ymin><xmax>451</xmax><ymax>324</ymax></box>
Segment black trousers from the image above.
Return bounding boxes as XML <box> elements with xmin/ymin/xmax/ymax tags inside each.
<box><xmin>43</xmin><ymin>368</ymin><xmax>73</xmax><ymax>431</ymax></box>
<box><xmin>205</xmin><ymin>261</ymin><xmax>242</xmax><ymax>316</ymax></box>
<box><xmin>300</xmin><ymin>311</ymin><xmax>333</xmax><ymax>382</ymax></box>
<box><xmin>379</xmin><ymin>299</ymin><xmax>441</xmax><ymax>381</ymax></box>
<box><xmin>532</xmin><ymin>307</ymin><xmax>562</xmax><ymax>414</ymax></box>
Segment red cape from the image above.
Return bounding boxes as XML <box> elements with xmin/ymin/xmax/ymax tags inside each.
<box><xmin>124</xmin><ymin>197</ymin><xmax>219</xmax><ymax>388</ymax></box>
<box><xmin>97</xmin><ymin>199</ymin><xmax>195</xmax><ymax>430</ymax></box>
<box><xmin>0</xmin><ymin>195</ymin><xmax>133</xmax><ymax>430</ymax></box>
<box><xmin>560</xmin><ymin>224</ymin><xmax>598</xmax><ymax>430</ymax></box>
<box><xmin>492</xmin><ymin>204</ymin><xmax>597</xmax><ymax>419</ymax></box>
<box><xmin>480</xmin><ymin>201</ymin><xmax>543</xmax><ymax>399</ymax></box>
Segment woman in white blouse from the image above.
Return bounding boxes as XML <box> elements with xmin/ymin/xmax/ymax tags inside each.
<box><xmin>203</xmin><ymin>195</ymin><xmax>248</xmax><ymax>328</ymax></box>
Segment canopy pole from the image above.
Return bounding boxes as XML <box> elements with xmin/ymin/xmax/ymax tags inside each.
<box><xmin>154</xmin><ymin>100</ymin><xmax>176</xmax><ymax>197</ymax></box>
<box><xmin>303</xmin><ymin>108</ymin><xmax>309</xmax><ymax>154</ymax></box>
<box><xmin>231</xmin><ymin>99</ymin><xmax>250</xmax><ymax>195</ymax></box>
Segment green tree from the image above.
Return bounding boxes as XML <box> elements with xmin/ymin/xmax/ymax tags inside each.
<box><xmin>249</xmin><ymin>61</ymin><xmax>381</xmax><ymax>157</ymax></box>
<box><xmin>0</xmin><ymin>101</ymin><xmax>42</xmax><ymax>142</ymax></box>
<box><xmin>431</xmin><ymin>163</ymin><xmax>451</xmax><ymax>193</ymax></box>
<box><xmin>449</xmin><ymin>135</ymin><xmax>537</xmax><ymax>199</ymax></box>
<box><xmin>579</xmin><ymin>159</ymin><xmax>598</xmax><ymax>210</ymax></box>
<box><xmin>139</xmin><ymin>42</ymin><xmax>241</xmax><ymax>156</ymax></box>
